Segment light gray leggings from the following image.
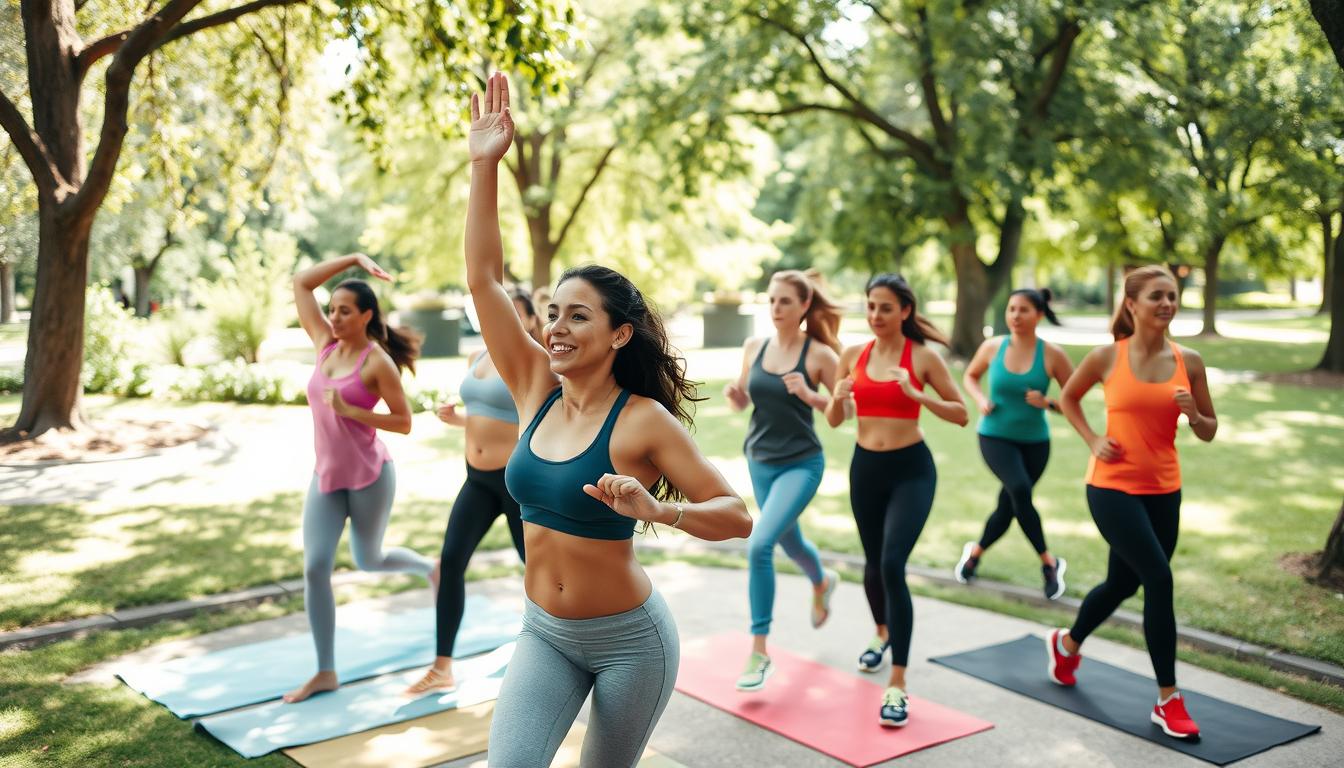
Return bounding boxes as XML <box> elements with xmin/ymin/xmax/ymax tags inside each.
<box><xmin>302</xmin><ymin>461</ymin><xmax>433</xmax><ymax>671</ymax></box>
<box><xmin>488</xmin><ymin>591</ymin><xmax>679</xmax><ymax>767</ymax></box>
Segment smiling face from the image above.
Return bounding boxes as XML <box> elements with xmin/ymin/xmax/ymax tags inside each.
<box><xmin>327</xmin><ymin>288</ymin><xmax>372</xmax><ymax>341</ymax></box>
<box><xmin>545</xmin><ymin>278</ymin><xmax>631</xmax><ymax>376</ymax></box>
<box><xmin>866</xmin><ymin>286</ymin><xmax>910</xmax><ymax>338</ymax></box>
<box><xmin>768</xmin><ymin>277</ymin><xmax>809</xmax><ymax>332</ymax></box>
<box><xmin>1006</xmin><ymin>293</ymin><xmax>1041</xmax><ymax>334</ymax></box>
<box><xmin>1126</xmin><ymin>275</ymin><xmax>1179</xmax><ymax>331</ymax></box>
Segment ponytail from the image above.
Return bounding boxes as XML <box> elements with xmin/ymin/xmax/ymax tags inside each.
<box><xmin>336</xmin><ymin>278</ymin><xmax>422</xmax><ymax>374</ymax></box>
<box><xmin>1111</xmin><ymin>265</ymin><xmax>1175</xmax><ymax>340</ymax></box>
<box><xmin>1009</xmin><ymin>287</ymin><xmax>1061</xmax><ymax>326</ymax></box>
<box><xmin>865</xmin><ymin>273</ymin><xmax>950</xmax><ymax>347</ymax></box>
<box><xmin>770</xmin><ymin>269</ymin><xmax>843</xmax><ymax>352</ymax></box>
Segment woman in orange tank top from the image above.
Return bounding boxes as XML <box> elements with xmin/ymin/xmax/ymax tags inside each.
<box><xmin>1045</xmin><ymin>266</ymin><xmax>1217</xmax><ymax>740</ymax></box>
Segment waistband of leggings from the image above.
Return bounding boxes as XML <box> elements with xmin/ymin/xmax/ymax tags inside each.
<box><xmin>465</xmin><ymin>462</ymin><xmax>507</xmax><ymax>481</ymax></box>
<box><xmin>523</xmin><ymin>589</ymin><xmax>670</xmax><ymax>633</ymax></box>
<box><xmin>853</xmin><ymin>440</ymin><xmax>931</xmax><ymax>460</ymax></box>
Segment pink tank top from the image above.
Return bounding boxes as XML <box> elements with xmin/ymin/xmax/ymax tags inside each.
<box><xmin>307</xmin><ymin>342</ymin><xmax>390</xmax><ymax>493</ymax></box>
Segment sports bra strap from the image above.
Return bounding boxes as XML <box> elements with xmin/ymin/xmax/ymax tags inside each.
<box><xmin>523</xmin><ymin>386</ymin><xmax>565</xmax><ymax>434</ymax></box>
<box><xmin>597</xmin><ymin>389</ymin><xmax>633</xmax><ymax>439</ymax></box>
<box><xmin>355</xmin><ymin>342</ymin><xmax>376</xmax><ymax>367</ymax></box>
<box><xmin>318</xmin><ymin>341</ymin><xmax>339</xmax><ymax>362</ymax></box>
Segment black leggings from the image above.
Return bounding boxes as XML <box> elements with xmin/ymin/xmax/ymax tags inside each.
<box><xmin>849</xmin><ymin>442</ymin><xmax>937</xmax><ymax>667</ymax></box>
<box><xmin>976</xmin><ymin>435</ymin><xmax>1050</xmax><ymax>555</ymax></box>
<box><xmin>1070</xmin><ymin>486</ymin><xmax>1181</xmax><ymax>687</ymax></box>
<box><xmin>437</xmin><ymin>464</ymin><xmax>526</xmax><ymax>657</ymax></box>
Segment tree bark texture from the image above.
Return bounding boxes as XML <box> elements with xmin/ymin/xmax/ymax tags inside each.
<box><xmin>1319</xmin><ymin>499</ymin><xmax>1344</xmax><ymax>581</ymax></box>
<box><xmin>1318</xmin><ymin>225</ymin><xmax>1344</xmax><ymax>371</ymax></box>
<box><xmin>1200</xmin><ymin>235</ymin><xmax>1226</xmax><ymax>336</ymax></box>
<box><xmin>0</xmin><ymin>262</ymin><xmax>14</xmax><ymax>325</ymax></box>
<box><xmin>1322</xmin><ymin>211</ymin><xmax>1336</xmax><ymax>316</ymax></box>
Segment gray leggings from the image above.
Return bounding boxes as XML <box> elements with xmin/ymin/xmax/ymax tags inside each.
<box><xmin>302</xmin><ymin>461</ymin><xmax>433</xmax><ymax>671</ymax></box>
<box><xmin>488</xmin><ymin>591</ymin><xmax>679</xmax><ymax>767</ymax></box>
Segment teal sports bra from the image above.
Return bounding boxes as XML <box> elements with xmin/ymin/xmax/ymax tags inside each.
<box><xmin>505</xmin><ymin>387</ymin><xmax>640</xmax><ymax>540</ymax></box>
<box><xmin>459</xmin><ymin>353</ymin><xmax>518</xmax><ymax>424</ymax></box>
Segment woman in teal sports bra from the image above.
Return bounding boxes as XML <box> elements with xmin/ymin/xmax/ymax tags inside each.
<box><xmin>404</xmin><ymin>287</ymin><xmax>541</xmax><ymax>696</ymax></box>
<box><xmin>959</xmin><ymin>288</ymin><xmax>1074</xmax><ymax>599</ymax></box>
<box><xmin>465</xmin><ymin>72</ymin><xmax>752</xmax><ymax>767</ymax></box>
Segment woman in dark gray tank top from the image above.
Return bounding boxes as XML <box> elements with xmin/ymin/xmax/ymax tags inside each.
<box><xmin>724</xmin><ymin>270</ymin><xmax>844</xmax><ymax>692</ymax></box>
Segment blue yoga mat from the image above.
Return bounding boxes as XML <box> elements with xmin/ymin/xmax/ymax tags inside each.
<box><xmin>117</xmin><ymin>595</ymin><xmax>520</xmax><ymax>718</ymax></box>
<box><xmin>196</xmin><ymin>642</ymin><xmax>513</xmax><ymax>758</ymax></box>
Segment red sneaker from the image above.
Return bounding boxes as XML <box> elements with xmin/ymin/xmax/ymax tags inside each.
<box><xmin>1045</xmin><ymin>629</ymin><xmax>1081</xmax><ymax>686</ymax></box>
<box><xmin>1152</xmin><ymin>692</ymin><xmax>1200</xmax><ymax>739</ymax></box>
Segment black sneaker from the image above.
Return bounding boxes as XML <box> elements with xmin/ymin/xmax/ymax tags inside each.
<box><xmin>857</xmin><ymin>637</ymin><xmax>889</xmax><ymax>673</ymax></box>
<box><xmin>879</xmin><ymin>686</ymin><xmax>910</xmax><ymax>727</ymax></box>
<box><xmin>955</xmin><ymin>541</ymin><xmax>979</xmax><ymax>584</ymax></box>
<box><xmin>1043</xmin><ymin>557</ymin><xmax>1067</xmax><ymax>601</ymax></box>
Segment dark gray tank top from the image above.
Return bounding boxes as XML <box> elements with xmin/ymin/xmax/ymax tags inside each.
<box><xmin>744</xmin><ymin>337</ymin><xmax>822</xmax><ymax>464</ymax></box>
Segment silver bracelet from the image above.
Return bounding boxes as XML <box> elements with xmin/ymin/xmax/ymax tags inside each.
<box><xmin>670</xmin><ymin>502</ymin><xmax>686</xmax><ymax>529</ymax></box>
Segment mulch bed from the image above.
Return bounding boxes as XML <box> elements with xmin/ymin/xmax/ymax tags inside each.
<box><xmin>0</xmin><ymin>420</ymin><xmax>207</xmax><ymax>464</ymax></box>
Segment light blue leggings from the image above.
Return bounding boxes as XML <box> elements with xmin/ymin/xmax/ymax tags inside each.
<box><xmin>747</xmin><ymin>453</ymin><xmax>826</xmax><ymax>635</ymax></box>
<box><xmin>302</xmin><ymin>461</ymin><xmax>433</xmax><ymax>671</ymax></box>
<box><xmin>488</xmin><ymin>591</ymin><xmax>679</xmax><ymax>768</ymax></box>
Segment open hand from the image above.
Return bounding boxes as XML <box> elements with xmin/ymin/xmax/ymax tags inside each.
<box><xmin>352</xmin><ymin>253</ymin><xmax>392</xmax><ymax>282</ymax></box>
<box><xmin>469</xmin><ymin>72</ymin><xmax>515</xmax><ymax>164</ymax></box>
<box><xmin>583</xmin><ymin>474</ymin><xmax>662</xmax><ymax>523</ymax></box>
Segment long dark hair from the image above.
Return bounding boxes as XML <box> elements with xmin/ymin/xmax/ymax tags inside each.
<box><xmin>508</xmin><ymin>286</ymin><xmax>544</xmax><ymax>344</ymax></box>
<box><xmin>1111</xmin><ymin>265</ymin><xmax>1176</xmax><ymax>340</ymax></box>
<box><xmin>1009</xmin><ymin>287</ymin><xmax>1061</xmax><ymax>326</ymax></box>
<box><xmin>557</xmin><ymin>264</ymin><xmax>702</xmax><ymax>501</ymax></box>
<box><xmin>771</xmin><ymin>269</ymin><xmax>842</xmax><ymax>352</ymax></box>
<box><xmin>865</xmin><ymin>273</ymin><xmax>949</xmax><ymax>347</ymax></box>
<box><xmin>335</xmin><ymin>279</ymin><xmax>422</xmax><ymax>374</ymax></box>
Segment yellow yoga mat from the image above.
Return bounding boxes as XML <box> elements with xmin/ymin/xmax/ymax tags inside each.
<box><xmin>283</xmin><ymin>703</ymin><xmax>680</xmax><ymax>768</ymax></box>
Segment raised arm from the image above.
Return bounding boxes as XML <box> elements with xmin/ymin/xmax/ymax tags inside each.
<box><xmin>912</xmin><ymin>347</ymin><xmax>969</xmax><ymax>427</ymax></box>
<box><xmin>1060</xmin><ymin>345</ymin><xmax>1122</xmax><ymax>462</ymax></box>
<box><xmin>962</xmin><ymin>338</ymin><xmax>997</xmax><ymax>416</ymax></box>
<box><xmin>465</xmin><ymin>72</ymin><xmax>554</xmax><ymax>410</ymax></box>
<box><xmin>293</xmin><ymin>253</ymin><xmax>391</xmax><ymax>350</ymax></box>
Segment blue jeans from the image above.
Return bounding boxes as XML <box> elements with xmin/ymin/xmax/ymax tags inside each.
<box><xmin>747</xmin><ymin>452</ymin><xmax>826</xmax><ymax>635</ymax></box>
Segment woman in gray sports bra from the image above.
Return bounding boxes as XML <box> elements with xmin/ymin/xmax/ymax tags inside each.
<box><xmin>404</xmin><ymin>288</ymin><xmax>540</xmax><ymax>696</ymax></box>
<box><xmin>466</xmin><ymin>72</ymin><xmax>753</xmax><ymax>767</ymax></box>
<box><xmin>724</xmin><ymin>270</ymin><xmax>843</xmax><ymax>693</ymax></box>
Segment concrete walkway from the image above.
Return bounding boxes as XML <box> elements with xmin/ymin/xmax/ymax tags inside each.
<box><xmin>84</xmin><ymin>563</ymin><xmax>1340</xmax><ymax>768</ymax></box>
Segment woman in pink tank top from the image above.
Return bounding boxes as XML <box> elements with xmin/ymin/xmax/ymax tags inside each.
<box><xmin>283</xmin><ymin>253</ymin><xmax>435</xmax><ymax>704</ymax></box>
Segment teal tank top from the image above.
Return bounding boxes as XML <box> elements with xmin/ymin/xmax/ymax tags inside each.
<box><xmin>977</xmin><ymin>337</ymin><xmax>1051</xmax><ymax>443</ymax></box>
<box><xmin>744</xmin><ymin>338</ymin><xmax>822</xmax><ymax>464</ymax></box>
<box><xmin>458</xmin><ymin>353</ymin><xmax>518</xmax><ymax>424</ymax></box>
<box><xmin>506</xmin><ymin>387</ymin><xmax>639</xmax><ymax>540</ymax></box>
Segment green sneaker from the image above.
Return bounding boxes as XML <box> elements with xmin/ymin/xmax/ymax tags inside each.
<box><xmin>857</xmin><ymin>636</ymin><xmax>889</xmax><ymax>673</ymax></box>
<box><xmin>880</xmin><ymin>686</ymin><xmax>910</xmax><ymax>727</ymax></box>
<box><xmin>735</xmin><ymin>652</ymin><xmax>773</xmax><ymax>692</ymax></box>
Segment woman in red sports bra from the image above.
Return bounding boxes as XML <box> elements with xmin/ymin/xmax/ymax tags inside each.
<box><xmin>825</xmin><ymin>273</ymin><xmax>968</xmax><ymax>728</ymax></box>
<box><xmin>1045</xmin><ymin>265</ymin><xmax>1217</xmax><ymax>741</ymax></box>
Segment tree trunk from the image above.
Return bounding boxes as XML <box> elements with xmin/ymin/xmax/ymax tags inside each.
<box><xmin>527</xmin><ymin>214</ymin><xmax>557</xmax><ymax>293</ymax></box>
<box><xmin>6</xmin><ymin>203</ymin><xmax>91</xmax><ymax>438</ymax></box>
<box><xmin>0</xmin><ymin>261</ymin><xmax>13</xmax><ymax>324</ymax></box>
<box><xmin>1322</xmin><ymin>210</ymin><xmax>1336</xmax><ymax>316</ymax></box>
<box><xmin>1106</xmin><ymin>261</ymin><xmax>1116</xmax><ymax>317</ymax></box>
<box><xmin>133</xmin><ymin>264</ymin><xmax>152</xmax><ymax>317</ymax></box>
<box><xmin>1200</xmin><ymin>235</ymin><xmax>1226</xmax><ymax>336</ymax></box>
<box><xmin>1317</xmin><ymin>224</ymin><xmax>1344</xmax><ymax>372</ymax></box>
<box><xmin>947</xmin><ymin>202</ymin><xmax>990</xmax><ymax>357</ymax></box>
<box><xmin>1318</xmin><ymin>498</ymin><xmax>1344</xmax><ymax>582</ymax></box>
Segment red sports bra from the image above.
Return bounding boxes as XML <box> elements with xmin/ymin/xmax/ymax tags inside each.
<box><xmin>852</xmin><ymin>339</ymin><xmax>922</xmax><ymax>419</ymax></box>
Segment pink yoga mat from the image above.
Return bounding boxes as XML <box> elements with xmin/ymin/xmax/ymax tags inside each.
<box><xmin>676</xmin><ymin>633</ymin><xmax>993</xmax><ymax>767</ymax></box>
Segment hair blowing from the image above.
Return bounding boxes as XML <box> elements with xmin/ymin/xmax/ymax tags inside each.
<box><xmin>1009</xmin><ymin>287</ymin><xmax>1061</xmax><ymax>326</ymax></box>
<box><xmin>865</xmin><ymin>273</ymin><xmax>950</xmax><ymax>347</ymax></box>
<box><xmin>558</xmin><ymin>264</ymin><xmax>702</xmax><ymax>502</ymax></box>
<box><xmin>1110</xmin><ymin>265</ymin><xmax>1176</xmax><ymax>341</ymax></box>
<box><xmin>335</xmin><ymin>279</ymin><xmax>422</xmax><ymax>374</ymax></box>
<box><xmin>771</xmin><ymin>270</ymin><xmax>842</xmax><ymax>353</ymax></box>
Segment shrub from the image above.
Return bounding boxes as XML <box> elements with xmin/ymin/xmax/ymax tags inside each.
<box><xmin>83</xmin><ymin>284</ymin><xmax>140</xmax><ymax>394</ymax></box>
<box><xmin>197</xmin><ymin>231</ymin><xmax>296</xmax><ymax>363</ymax></box>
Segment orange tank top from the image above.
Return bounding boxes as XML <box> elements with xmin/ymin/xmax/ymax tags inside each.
<box><xmin>852</xmin><ymin>339</ymin><xmax>922</xmax><ymax>420</ymax></box>
<box><xmin>1086</xmin><ymin>338</ymin><xmax>1189</xmax><ymax>495</ymax></box>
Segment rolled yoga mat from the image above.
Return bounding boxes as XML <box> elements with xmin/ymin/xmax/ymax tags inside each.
<box><xmin>196</xmin><ymin>642</ymin><xmax>513</xmax><ymax>758</ymax></box>
<box><xmin>930</xmin><ymin>634</ymin><xmax>1322</xmax><ymax>766</ymax></box>
<box><xmin>675</xmin><ymin>633</ymin><xmax>994</xmax><ymax>767</ymax></box>
<box><xmin>117</xmin><ymin>595</ymin><xmax>520</xmax><ymax>718</ymax></box>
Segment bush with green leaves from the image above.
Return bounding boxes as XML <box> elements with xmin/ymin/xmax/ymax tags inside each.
<box><xmin>82</xmin><ymin>284</ymin><xmax>143</xmax><ymax>394</ymax></box>
<box><xmin>197</xmin><ymin>230</ymin><xmax>296</xmax><ymax>363</ymax></box>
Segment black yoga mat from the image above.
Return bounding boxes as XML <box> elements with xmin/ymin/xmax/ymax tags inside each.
<box><xmin>930</xmin><ymin>635</ymin><xmax>1321</xmax><ymax>766</ymax></box>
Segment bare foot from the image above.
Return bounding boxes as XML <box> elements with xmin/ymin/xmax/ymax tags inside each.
<box><xmin>428</xmin><ymin>558</ymin><xmax>441</xmax><ymax>593</ymax></box>
<box><xmin>404</xmin><ymin>665</ymin><xmax>456</xmax><ymax>697</ymax></box>
<box><xmin>283</xmin><ymin>670</ymin><xmax>339</xmax><ymax>703</ymax></box>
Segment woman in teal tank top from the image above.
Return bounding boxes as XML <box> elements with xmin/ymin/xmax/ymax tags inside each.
<box><xmin>960</xmin><ymin>288</ymin><xmax>1074</xmax><ymax>600</ymax></box>
<box><xmin>466</xmin><ymin>73</ymin><xmax>752</xmax><ymax>767</ymax></box>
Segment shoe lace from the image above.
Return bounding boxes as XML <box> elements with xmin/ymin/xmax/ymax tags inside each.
<box><xmin>882</xmin><ymin>687</ymin><xmax>907</xmax><ymax>708</ymax></box>
<box><xmin>866</xmin><ymin>637</ymin><xmax>887</xmax><ymax>654</ymax></box>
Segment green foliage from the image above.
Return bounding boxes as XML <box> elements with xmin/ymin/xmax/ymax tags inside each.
<box><xmin>197</xmin><ymin>231</ymin><xmax>297</xmax><ymax>364</ymax></box>
<box><xmin>153</xmin><ymin>309</ymin><xmax>197</xmax><ymax>367</ymax></box>
<box><xmin>81</xmin><ymin>286</ymin><xmax>142</xmax><ymax>395</ymax></box>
